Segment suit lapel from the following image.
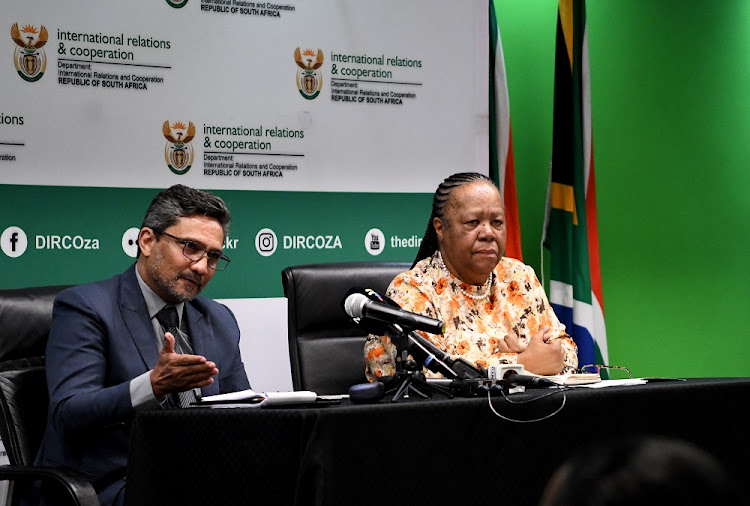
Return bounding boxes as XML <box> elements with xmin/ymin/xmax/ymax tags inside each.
<box><xmin>119</xmin><ymin>266</ymin><xmax>160</xmax><ymax>368</ymax></box>
<box><xmin>184</xmin><ymin>303</ymin><xmax>220</xmax><ymax>396</ymax></box>
<box><xmin>118</xmin><ymin>265</ymin><xmax>221</xmax><ymax>396</ymax></box>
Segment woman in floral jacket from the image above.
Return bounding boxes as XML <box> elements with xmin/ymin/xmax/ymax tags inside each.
<box><xmin>365</xmin><ymin>172</ymin><xmax>577</xmax><ymax>381</ymax></box>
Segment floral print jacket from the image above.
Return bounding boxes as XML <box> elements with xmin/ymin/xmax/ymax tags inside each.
<box><xmin>364</xmin><ymin>255</ymin><xmax>578</xmax><ymax>381</ymax></box>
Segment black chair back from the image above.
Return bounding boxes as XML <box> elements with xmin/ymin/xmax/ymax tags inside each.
<box><xmin>281</xmin><ymin>261</ymin><xmax>410</xmax><ymax>394</ymax></box>
<box><xmin>0</xmin><ymin>285</ymin><xmax>100</xmax><ymax>505</ymax></box>
<box><xmin>0</xmin><ymin>285</ymin><xmax>72</xmax><ymax>366</ymax></box>
<box><xmin>0</xmin><ymin>367</ymin><xmax>48</xmax><ymax>467</ymax></box>
<box><xmin>0</xmin><ymin>285</ymin><xmax>72</xmax><ymax>466</ymax></box>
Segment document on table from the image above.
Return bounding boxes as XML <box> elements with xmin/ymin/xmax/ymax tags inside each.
<box><xmin>539</xmin><ymin>373</ymin><xmax>602</xmax><ymax>385</ymax></box>
<box><xmin>197</xmin><ymin>389</ymin><xmax>318</xmax><ymax>407</ymax></box>
<box><xmin>533</xmin><ymin>374</ymin><xmax>677</xmax><ymax>388</ymax></box>
<box><xmin>575</xmin><ymin>378</ymin><xmax>649</xmax><ymax>388</ymax></box>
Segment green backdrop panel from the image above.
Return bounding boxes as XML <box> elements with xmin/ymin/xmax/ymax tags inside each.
<box><xmin>0</xmin><ymin>184</ymin><xmax>431</xmax><ymax>298</ymax></box>
<box><xmin>496</xmin><ymin>0</ymin><xmax>750</xmax><ymax>378</ymax></box>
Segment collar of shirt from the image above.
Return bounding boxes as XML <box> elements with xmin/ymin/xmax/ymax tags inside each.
<box><xmin>134</xmin><ymin>265</ymin><xmax>186</xmax><ymax>327</ymax></box>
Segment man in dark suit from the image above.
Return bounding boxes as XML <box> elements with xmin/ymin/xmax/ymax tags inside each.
<box><xmin>33</xmin><ymin>185</ymin><xmax>251</xmax><ymax>506</ymax></box>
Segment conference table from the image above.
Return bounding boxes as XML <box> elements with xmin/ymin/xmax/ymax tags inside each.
<box><xmin>125</xmin><ymin>377</ymin><xmax>750</xmax><ymax>505</ymax></box>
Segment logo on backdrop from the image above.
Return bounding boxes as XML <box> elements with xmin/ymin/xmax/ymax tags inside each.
<box><xmin>165</xmin><ymin>0</ymin><xmax>188</xmax><ymax>8</ymax></box>
<box><xmin>1</xmin><ymin>226</ymin><xmax>28</xmax><ymax>258</ymax></box>
<box><xmin>163</xmin><ymin>120</ymin><xmax>195</xmax><ymax>175</ymax></box>
<box><xmin>10</xmin><ymin>23</ymin><xmax>48</xmax><ymax>83</ymax></box>
<box><xmin>254</xmin><ymin>227</ymin><xmax>345</xmax><ymax>257</ymax></box>
<box><xmin>255</xmin><ymin>228</ymin><xmax>277</xmax><ymax>257</ymax></box>
<box><xmin>122</xmin><ymin>228</ymin><xmax>140</xmax><ymax>258</ymax></box>
<box><xmin>294</xmin><ymin>47</ymin><xmax>324</xmax><ymax>100</ymax></box>
<box><xmin>364</xmin><ymin>228</ymin><xmax>385</xmax><ymax>256</ymax></box>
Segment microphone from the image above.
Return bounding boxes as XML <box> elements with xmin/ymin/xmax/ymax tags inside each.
<box><xmin>343</xmin><ymin>288</ymin><xmax>485</xmax><ymax>380</ymax></box>
<box><xmin>503</xmin><ymin>371</ymin><xmax>556</xmax><ymax>388</ymax></box>
<box><xmin>404</xmin><ymin>330</ymin><xmax>460</xmax><ymax>379</ymax></box>
<box><xmin>407</xmin><ymin>331</ymin><xmax>485</xmax><ymax>380</ymax></box>
<box><xmin>343</xmin><ymin>292</ymin><xmax>446</xmax><ymax>335</ymax></box>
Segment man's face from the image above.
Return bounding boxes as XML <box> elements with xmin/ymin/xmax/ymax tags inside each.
<box><xmin>138</xmin><ymin>215</ymin><xmax>224</xmax><ymax>303</ymax></box>
<box><xmin>434</xmin><ymin>181</ymin><xmax>506</xmax><ymax>285</ymax></box>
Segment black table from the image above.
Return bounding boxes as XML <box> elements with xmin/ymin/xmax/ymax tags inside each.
<box><xmin>125</xmin><ymin>378</ymin><xmax>750</xmax><ymax>505</ymax></box>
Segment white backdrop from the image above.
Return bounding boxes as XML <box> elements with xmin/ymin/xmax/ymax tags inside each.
<box><xmin>3</xmin><ymin>0</ymin><xmax>488</xmax><ymax>192</ymax></box>
<box><xmin>1</xmin><ymin>3</ymin><xmax>490</xmax><ymax>500</ymax></box>
<box><xmin>2</xmin><ymin>0</ymin><xmax>489</xmax><ymax>399</ymax></box>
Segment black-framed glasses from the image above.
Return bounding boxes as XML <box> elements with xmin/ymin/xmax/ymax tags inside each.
<box><xmin>157</xmin><ymin>231</ymin><xmax>231</xmax><ymax>271</ymax></box>
<box><xmin>577</xmin><ymin>364</ymin><xmax>632</xmax><ymax>379</ymax></box>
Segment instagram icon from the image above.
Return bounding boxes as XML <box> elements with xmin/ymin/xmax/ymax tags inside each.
<box><xmin>255</xmin><ymin>228</ymin><xmax>278</xmax><ymax>257</ymax></box>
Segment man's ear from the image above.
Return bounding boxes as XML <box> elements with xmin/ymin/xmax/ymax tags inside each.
<box><xmin>138</xmin><ymin>227</ymin><xmax>156</xmax><ymax>257</ymax></box>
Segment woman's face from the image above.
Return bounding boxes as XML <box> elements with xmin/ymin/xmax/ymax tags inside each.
<box><xmin>433</xmin><ymin>181</ymin><xmax>506</xmax><ymax>285</ymax></box>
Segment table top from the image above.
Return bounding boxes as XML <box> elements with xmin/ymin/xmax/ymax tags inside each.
<box><xmin>126</xmin><ymin>377</ymin><xmax>750</xmax><ymax>506</ymax></box>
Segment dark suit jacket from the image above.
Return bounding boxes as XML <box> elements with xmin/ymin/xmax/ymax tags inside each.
<box><xmin>34</xmin><ymin>265</ymin><xmax>250</xmax><ymax>500</ymax></box>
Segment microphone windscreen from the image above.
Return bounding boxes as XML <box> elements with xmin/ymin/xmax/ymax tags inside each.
<box><xmin>343</xmin><ymin>293</ymin><xmax>368</xmax><ymax>318</ymax></box>
<box><xmin>342</xmin><ymin>289</ymin><xmax>392</xmax><ymax>335</ymax></box>
<box><xmin>348</xmin><ymin>382</ymin><xmax>385</xmax><ymax>404</ymax></box>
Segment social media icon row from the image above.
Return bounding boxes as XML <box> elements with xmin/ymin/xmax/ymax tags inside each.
<box><xmin>2</xmin><ymin>226</ymin><xmax>411</xmax><ymax>258</ymax></box>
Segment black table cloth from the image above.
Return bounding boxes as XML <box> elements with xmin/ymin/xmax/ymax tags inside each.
<box><xmin>126</xmin><ymin>378</ymin><xmax>750</xmax><ymax>506</ymax></box>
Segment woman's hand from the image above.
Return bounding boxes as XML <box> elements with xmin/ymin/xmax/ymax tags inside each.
<box><xmin>501</xmin><ymin>328</ymin><xmax>526</xmax><ymax>353</ymax></box>
<box><xmin>516</xmin><ymin>326</ymin><xmax>565</xmax><ymax>375</ymax></box>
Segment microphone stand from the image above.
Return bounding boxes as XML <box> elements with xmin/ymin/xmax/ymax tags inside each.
<box><xmin>381</xmin><ymin>326</ymin><xmax>453</xmax><ymax>402</ymax></box>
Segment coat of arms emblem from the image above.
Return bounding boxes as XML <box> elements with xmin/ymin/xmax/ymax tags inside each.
<box><xmin>294</xmin><ymin>48</ymin><xmax>324</xmax><ymax>100</ymax></box>
<box><xmin>163</xmin><ymin>121</ymin><xmax>196</xmax><ymax>175</ymax></box>
<box><xmin>10</xmin><ymin>23</ymin><xmax>48</xmax><ymax>82</ymax></box>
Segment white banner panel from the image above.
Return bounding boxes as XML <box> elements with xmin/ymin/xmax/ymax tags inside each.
<box><xmin>1</xmin><ymin>1</ymin><xmax>489</xmax><ymax>404</ymax></box>
<box><xmin>2</xmin><ymin>0</ymin><xmax>488</xmax><ymax>192</ymax></box>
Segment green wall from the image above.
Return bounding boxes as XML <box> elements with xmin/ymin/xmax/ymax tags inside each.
<box><xmin>496</xmin><ymin>0</ymin><xmax>750</xmax><ymax>377</ymax></box>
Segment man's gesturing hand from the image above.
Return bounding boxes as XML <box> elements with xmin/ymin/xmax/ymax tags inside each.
<box><xmin>150</xmin><ymin>332</ymin><xmax>218</xmax><ymax>399</ymax></box>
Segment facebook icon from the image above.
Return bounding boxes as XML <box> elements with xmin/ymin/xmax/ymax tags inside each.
<box><xmin>1</xmin><ymin>226</ymin><xmax>28</xmax><ymax>258</ymax></box>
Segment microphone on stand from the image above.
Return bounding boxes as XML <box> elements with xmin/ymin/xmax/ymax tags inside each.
<box><xmin>343</xmin><ymin>291</ymin><xmax>445</xmax><ymax>335</ymax></box>
<box><xmin>406</xmin><ymin>329</ymin><xmax>485</xmax><ymax>380</ymax></box>
<box><xmin>494</xmin><ymin>367</ymin><xmax>556</xmax><ymax>388</ymax></box>
<box><xmin>343</xmin><ymin>288</ymin><xmax>485</xmax><ymax>380</ymax></box>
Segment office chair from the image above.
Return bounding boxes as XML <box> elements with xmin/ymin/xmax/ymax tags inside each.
<box><xmin>0</xmin><ymin>285</ymin><xmax>100</xmax><ymax>506</ymax></box>
<box><xmin>281</xmin><ymin>261</ymin><xmax>410</xmax><ymax>395</ymax></box>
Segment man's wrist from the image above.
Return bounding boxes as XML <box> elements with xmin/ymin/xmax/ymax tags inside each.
<box><xmin>131</xmin><ymin>371</ymin><xmax>163</xmax><ymax>409</ymax></box>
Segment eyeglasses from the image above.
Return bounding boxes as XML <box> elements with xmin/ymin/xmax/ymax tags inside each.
<box><xmin>157</xmin><ymin>231</ymin><xmax>231</xmax><ymax>271</ymax></box>
<box><xmin>577</xmin><ymin>364</ymin><xmax>632</xmax><ymax>379</ymax></box>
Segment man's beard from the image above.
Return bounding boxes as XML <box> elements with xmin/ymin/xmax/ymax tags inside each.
<box><xmin>151</xmin><ymin>251</ymin><xmax>204</xmax><ymax>302</ymax></box>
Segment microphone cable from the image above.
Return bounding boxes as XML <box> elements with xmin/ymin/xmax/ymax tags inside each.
<box><xmin>485</xmin><ymin>386</ymin><xmax>568</xmax><ymax>423</ymax></box>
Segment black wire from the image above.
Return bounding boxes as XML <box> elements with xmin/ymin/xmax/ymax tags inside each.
<box><xmin>486</xmin><ymin>386</ymin><xmax>568</xmax><ymax>423</ymax></box>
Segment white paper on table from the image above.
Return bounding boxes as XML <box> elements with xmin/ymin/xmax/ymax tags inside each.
<box><xmin>575</xmin><ymin>378</ymin><xmax>649</xmax><ymax>388</ymax></box>
<box><xmin>198</xmin><ymin>389</ymin><xmax>318</xmax><ymax>407</ymax></box>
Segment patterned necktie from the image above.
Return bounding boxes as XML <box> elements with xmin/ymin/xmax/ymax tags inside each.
<box><xmin>156</xmin><ymin>305</ymin><xmax>199</xmax><ymax>408</ymax></box>
<box><xmin>156</xmin><ymin>305</ymin><xmax>179</xmax><ymax>337</ymax></box>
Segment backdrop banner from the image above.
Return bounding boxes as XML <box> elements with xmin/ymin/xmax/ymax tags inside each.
<box><xmin>1</xmin><ymin>0</ymin><xmax>489</xmax><ymax>392</ymax></box>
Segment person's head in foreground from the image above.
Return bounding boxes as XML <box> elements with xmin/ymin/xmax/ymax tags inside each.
<box><xmin>539</xmin><ymin>435</ymin><xmax>740</xmax><ymax>506</ymax></box>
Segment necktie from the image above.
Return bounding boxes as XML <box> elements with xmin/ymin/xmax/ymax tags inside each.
<box><xmin>156</xmin><ymin>306</ymin><xmax>199</xmax><ymax>408</ymax></box>
<box><xmin>156</xmin><ymin>305</ymin><xmax>179</xmax><ymax>336</ymax></box>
